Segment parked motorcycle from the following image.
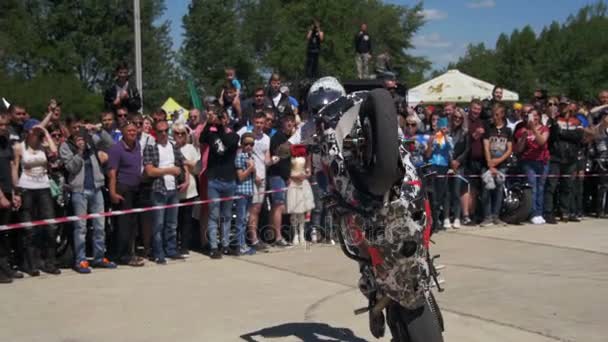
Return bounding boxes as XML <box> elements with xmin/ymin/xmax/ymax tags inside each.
<box><xmin>301</xmin><ymin>77</ymin><xmax>444</xmax><ymax>341</ymax></box>
<box><xmin>500</xmin><ymin>155</ymin><xmax>533</xmax><ymax>224</ymax></box>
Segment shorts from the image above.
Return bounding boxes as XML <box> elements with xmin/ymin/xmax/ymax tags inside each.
<box><xmin>252</xmin><ymin>180</ymin><xmax>266</xmax><ymax>205</ymax></box>
<box><xmin>269</xmin><ymin>176</ymin><xmax>287</xmax><ymax>205</ymax></box>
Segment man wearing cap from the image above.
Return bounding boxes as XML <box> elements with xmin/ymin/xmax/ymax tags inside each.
<box><xmin>544</xmin><ymin>96</ymin><xmax>584</xmax><ymax>224</ymax></box>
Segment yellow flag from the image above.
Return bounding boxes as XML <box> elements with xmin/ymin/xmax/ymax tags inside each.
<box><xmin>161</xmin><ymin>97</ymin><xmax>189</xmax><ymax>122</ymax></box>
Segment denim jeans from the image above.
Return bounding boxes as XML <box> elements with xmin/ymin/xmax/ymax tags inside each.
<box><xmin>235</xmin><ymin>196</ymin><xmax>251</xmax><ymax>248</ymax></box>
<box><xmin>151</xmin><ymin>190</ymin><xmax>179</xmax><ymax>260</ymax></box>
<box><xmin>72</xmin><ymin>188</ymin><xmax>106</xmax><ymax>264</ymax></box>
<box><xmin>481</xmin><ymin>168</ymin><xmax>506</xmax><ymax>220</ymax></box>
<box><xmin>521</xmin><ymin>160</ymin><xmax>549</xmax><ymax>217</ymax></box>
<box><xmin>449</xmin><ymin>168</ymin><xmax>464</xmax><ymax>221</ymax></box>
<box><xmin>207</xmin><ymin>179</ymin><xmax>236</xmax><ymax>250</ymax></box>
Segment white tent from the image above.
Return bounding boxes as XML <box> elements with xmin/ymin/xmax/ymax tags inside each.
<box><xmin>409</xmin><ymin>69</ymin><xmax>519</xmax><ymax>104</ymax></box>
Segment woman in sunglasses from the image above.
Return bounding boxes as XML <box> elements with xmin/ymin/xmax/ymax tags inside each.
<box><xmin>401</xmin><ymin>115</ymin><xmax>429</xmax><ymax>168</ymax></box>
<box><xmin>172</xmin><ymin>123</ymin><xmax>200</xmax><ymax>257</ymax></box>
<box><xmin>543</xmin><ymin>96</ymin><xmax>560</xmax><ymax>126</ymax></box>
<box><xmin>449</xmin><ymin>108</ymin><xmax>470</xmax><ymax>228</ymax></box>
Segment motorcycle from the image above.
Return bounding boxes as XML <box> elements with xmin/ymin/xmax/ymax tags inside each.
<box><xmin>499</xmin><ymin>155</ymin><xmax>533</xmax><ymax>224</ymax></box>
<box><xmin>301</xmin><ymin>81</ymin><xmax>444</xmax><ymax>342</ymax></box>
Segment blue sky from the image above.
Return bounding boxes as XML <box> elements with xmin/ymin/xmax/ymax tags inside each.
<box><xmin>161</xmin><ymin>0</ymin><xmax>594</xmax><ymax>70</ymax></box>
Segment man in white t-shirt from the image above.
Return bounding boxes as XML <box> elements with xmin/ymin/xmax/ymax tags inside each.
<box><xmin>143</xmin><ymin>121</ymin><xmax>188</xmax><ymax>264</ymax></box>
<box><xmin>237</xmin><ymin>112</ymin><xmax>271</xmax><ymax>250</ymax></box>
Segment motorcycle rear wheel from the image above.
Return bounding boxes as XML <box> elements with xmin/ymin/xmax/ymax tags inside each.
<box><xmin>350</xmin><ymin>88</ymin><xmax>401</xmax><ymax>197</ymax></box>
<box><xmin>386</xmin><ymin>299</ymin><xmax>444</xmax><ymax>342</ymax></box>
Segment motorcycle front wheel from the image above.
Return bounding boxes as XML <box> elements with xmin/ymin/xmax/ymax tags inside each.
<box><xmin>386</xmin><ymin>299</ymin><xmax>444</xmax><ymax>342</ymax></box>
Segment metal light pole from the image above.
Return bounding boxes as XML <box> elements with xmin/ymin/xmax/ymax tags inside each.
<box><xmin>134</xmin><ymin>0</ymin><xmax>143</xmax><ymax>112</ymax></box>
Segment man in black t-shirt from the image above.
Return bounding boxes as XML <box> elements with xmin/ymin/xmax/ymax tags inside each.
<box><xmin>0</xmin><ymin>113</ymin><xmax>24</xmax><ymax>283</ymax></box>
<box><xmin>199</xmin><ymin>110</ymin><xmax>240</xmax><ymax>258</ymax></box>
<box><xmin>267</xmin><ymin>113</ymin><xmax>297</xmax><ymax>247</ymax></box>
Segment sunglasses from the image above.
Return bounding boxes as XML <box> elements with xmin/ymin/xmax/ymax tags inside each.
<box><xmin>174</xmin><ymin>131</ymin><xmax>187</xmax><ymax>136</ymax></box>
<box><xmin>406</xmin><ymin>123</ymin><xmax>417</xmax><ymax>127</ymax></box>
<box><xmin>547</xmin><ymin>103</ymin><xmax>558</xmax><ymax>106</ymax></box>
<box><xmin>243</xmin><ymin>142</ymin><xmax>254</xmax><ymax>147</ymax></box>
<box><xmin>133</xmin><ymin>121</ymin><xmax>143</xmax><ymax>126</ymax></box>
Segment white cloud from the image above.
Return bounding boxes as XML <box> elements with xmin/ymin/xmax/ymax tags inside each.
<box><xmin>419</xmin><ymin>9</ymin><xmax>448</xmax><ymax>21</ymax></box>
<box><xmin>466</xmin><ymin>0</ymin><xmax>496</xmax><ymax>9</ymax></box>
<box><xmin>412</xmin><ymin>33</ymin><xmax>453</xmax><ymax>49</ymax></box>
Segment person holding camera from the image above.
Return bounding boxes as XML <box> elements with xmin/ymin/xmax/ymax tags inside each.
<box><xmin>60</xmin><ymin>116</ymin><xmax>116</xmax><ymax>273</ymax></box>
<box><xmin>306</xmin><ymin>20</ymin><xmax>324</xmax><ymax>78</ymax></box>
<box><xmin>514</xmin><ymin>108</ymin><xmax>550</xmax><ymax>225</ymax></box>
<box><xmin>199</xmin><ymin>109</ymin><xmax>240</xmax><ymax>259</ymax></box>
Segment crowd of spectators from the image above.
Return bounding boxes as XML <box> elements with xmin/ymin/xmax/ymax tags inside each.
<box><xmin>1</xmin><ymin>59</ymin><xmax>608</xmax><ymax>285</ymax></box>
<box><xmin>0</xmin><ymin>63</ymin><xmax>326</xmax><ymax>283</ymax></box>
<box><xmin>400</xmin><ymin>85</ymin><xmax>608</xmax><ymax>232</ymax></box>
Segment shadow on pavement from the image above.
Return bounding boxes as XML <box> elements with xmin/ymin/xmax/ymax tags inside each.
<box><xmin>240</xmin><ymin>322</ymin><xmax>368</xmax><ymax>341</ymax></box>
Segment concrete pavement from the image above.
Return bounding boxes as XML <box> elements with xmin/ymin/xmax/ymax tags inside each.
<box><xmin>1</xmin><ymin>218</ymin><xmax>606</xmax><ymax>342</ymax></box>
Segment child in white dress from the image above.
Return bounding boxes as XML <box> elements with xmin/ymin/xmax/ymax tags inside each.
<box><xmin>286</xmin><ymin>144</ymin><xmax>315</xmax><ymax>246</ymax></box>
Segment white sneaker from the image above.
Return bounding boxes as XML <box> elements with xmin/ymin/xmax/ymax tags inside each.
<box><xmin>452</xmin><ymin>219</ymin><xmax>461</xmax><ymax>229</ymax></box>
<box><xmin>539</xmin><ymin>216</ymin><xmax>546</xmax><ymax>224</ymax></box>
<box><xmin>443</xmin><ymin>219</ymin><xmax>452</xmax><ymax>229</ymax></box>
<box><xmin>531</xmin><ymin>216</ymin><xmax>543</xmax><ymax>225</ymax></box>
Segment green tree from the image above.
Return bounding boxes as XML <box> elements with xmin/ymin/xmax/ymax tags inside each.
<box><xmin>448</xmin><ymin>1</ymin><xmax>608</xmax><ymax>101</ymax></box>
<box><xmin>181</xmin><ymin>0</ymin><xmax>258</xmax><ymax>97</ymax></box>
<box><xmin>0</xmin><ymin>0</ymin><xmax>185</xmax><ymax>113</ymax></box>
<box><xmin>239</xmin><ymin>0</ymin><xmax>428</xmax><ymax>86</ymax></box>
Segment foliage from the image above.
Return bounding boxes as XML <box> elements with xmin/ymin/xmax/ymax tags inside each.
<box><xmin>0</xmin><ymin>70</ymin><xmax>103</xmax><ymax>121</ymax></box>
<box><xmin>0</xmin><ymin>0</ymin><xmax>187</xmax><ymax>112</ymax></box>
<box><xmin>181</xmin><ymin>0</ymin><xmax>259</xmax><ymax>97</ymax></box>
<box><xmin>447</xmin><ymin>1</ymin><xmax>608</xmax><ymax>101</ymax></box>
<box><xmin>181</xmin><ymin>0</ymin><xmax>430</xmax><ymax>94</ymax></box>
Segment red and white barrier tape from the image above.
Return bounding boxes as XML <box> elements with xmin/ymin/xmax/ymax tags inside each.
<box><xmin>2</xmin><ymin>172</ymin><xmax>606</xmax><ymax>231</ymax></box>
<box><xmin>430</xmin><ymin>173</ymin><xmax>605</xmax><ymax>178</ymax></box>
<box><xmin>0</xmin><ymin>187</ymin><xmax>288</xmax><ymax>232</ymax></box>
